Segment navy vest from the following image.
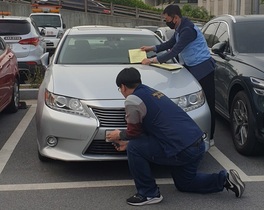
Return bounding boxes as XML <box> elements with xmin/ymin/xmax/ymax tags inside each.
<box><xmin>133</xmin><ymin>84</ymin><xmax>203</xmax><ymax>157</ymax></box>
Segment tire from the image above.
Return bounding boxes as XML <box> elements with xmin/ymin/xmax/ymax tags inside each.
<box><xmin>5</xmin><ymin>78</ymin><xmax>19</xmax><ymax>113</ymax></box>
<box><xmin>230</xmin><ymin>91</ymin><xmax>262</xmax><ymax>155</ymax></box>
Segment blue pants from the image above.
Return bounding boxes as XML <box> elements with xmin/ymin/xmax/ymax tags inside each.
<box><xmin>127</xmin><ymin>136</ymin><xmax>227</xmax><ymax>197</ymax></box>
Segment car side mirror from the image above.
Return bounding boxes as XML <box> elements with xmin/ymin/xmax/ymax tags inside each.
<box><xmin>212</xmin><ymin>42</ymin><xmax>227</xmax><ymax>59</ymax></box>
<box><xmin>63</xmin><ymin>23</ymin><xmax>66</xmax><ymax>29</ymax></box>
<box><xmin>40</xmin><ymin>29</ymin><xmax>45</xmax><ymax>36</ymax></box>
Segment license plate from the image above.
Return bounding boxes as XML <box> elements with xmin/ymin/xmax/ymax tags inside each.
<box><xmin>105</xmin><ymin>130</ymin><xmax>114</xmax><ymax>142</ymax></box>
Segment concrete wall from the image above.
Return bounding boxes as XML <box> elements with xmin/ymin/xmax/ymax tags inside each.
<box><xmin>0</xmin><ymin>1</ymin><xmax>166</xmax><ymax>29</ymax></box>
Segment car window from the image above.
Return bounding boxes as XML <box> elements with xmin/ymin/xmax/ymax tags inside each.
<box><xmin>233</xmin><ymin>21</ymin><xmax>264</xmax><ymax>53</ymax></box>
<box><xmin>203</xmin><ymin>22</ymin><xmax>219</xmax><ymax>48</ymax></box>
<box><xmin>0</xmin><ymin>20</ymin><xmax>31</xmax><ymax>35</ymax></box>
<box><xmin>57</xmin><ymin>34</ymin><xmax>168</xmax><ymax>64</ymax></box>
<box><xmin>214</xmin><ymin>22</ymin><xmax>230</xmax><ymax>53</ymax></box>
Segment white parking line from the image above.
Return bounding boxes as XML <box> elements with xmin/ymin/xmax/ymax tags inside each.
<box><xmin>0</xmin><ymin>104</ymin><xmax>36</xmax><ymax>174</ymax></box>
<box><xmin>0</xmin><ymin>100</ymin><xmax>264</xmax><ymax>192</ymax></box>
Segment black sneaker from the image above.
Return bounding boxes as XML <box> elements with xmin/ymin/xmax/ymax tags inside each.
<box><xmin>126</xmin><ymin>193</ymin><xmax>163</xmax><ymax>206</ymax></box>
<box><xmin>225</xmin><ymin>169</ymin><xmax>245</xmax><ymax>198</ymax></box>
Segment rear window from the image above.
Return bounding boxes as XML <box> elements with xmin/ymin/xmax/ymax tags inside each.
<box><xmin>0</xmin><ymin>20</ymin><xmax>31</xmax><ymax>35</ymax></box>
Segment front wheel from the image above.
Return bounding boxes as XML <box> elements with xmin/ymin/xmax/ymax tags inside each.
<box><xmin>5</xmin><ymin>78</ymin><xmax>19</xmax><ymax>113</ymax></box>
<box><xmin>230</xmin><ymin>91</ymin><xmax>262</xmax><ymax>155</ymax></box>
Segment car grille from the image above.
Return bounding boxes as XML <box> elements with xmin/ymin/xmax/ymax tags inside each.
<box><xmin>84</xmin><ymin>140</ymin><xmax>126</xmax><ymax>155</ymax></box>
<box><xmin>83</xmin><ymin>107</ymin><xmax>127</xmax><ymax>155</ymax></box>
<box><xmin>91</xmin><ymin>107</ymin><xmax>126</xmax><ymax>127</ymax></box>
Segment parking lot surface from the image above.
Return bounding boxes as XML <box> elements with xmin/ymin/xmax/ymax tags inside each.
<box><xmin>1</xmin><ymin>100</ymin><xmax>264</xmax><ymax>209</ymax></box>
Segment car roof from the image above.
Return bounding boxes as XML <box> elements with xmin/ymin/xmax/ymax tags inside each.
<box><xmin>0</xmin><ymin>16</ymin><xmax>31</xmax><ymax>21</ymax></box>
<box><xmin>67</xmin><ymin>26</ymin><xmax>155</xmax><ymax>35</ymax></box>
<box><xmin>211</xmin><ymin>14</ymin><xmax>264</xmax><ymax>23</ymax></box>
<box><xmin>30</xmin><ymin>13</ymin><xmax>61</xmax><ymax>16</ymax></box>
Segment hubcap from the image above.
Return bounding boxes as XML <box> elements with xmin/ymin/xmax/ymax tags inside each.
<box><xmin>14</xmin><ymin>82</ymin><xmax>19</xmax><ymax>108</ymax></box>
<box><xmin>232</xmin><ymin>100</ymin><xmax>248</xmax><ymax>146</ymax></box>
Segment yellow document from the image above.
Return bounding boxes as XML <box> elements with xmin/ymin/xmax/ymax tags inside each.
<box><xmin>151</xmin><ymin>63</ymin><xmax>183</xmax><ymax>71</ymax></box>
<box><xmin>128</xmin><ymin>49</ymin><xmax>147</xmax><ymax>63</ymax></box>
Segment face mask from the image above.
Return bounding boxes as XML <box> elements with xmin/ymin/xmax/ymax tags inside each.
<box><xmin>166</xmin><ymin>19</ymin><xmax>176</xmax><ymax>29</ymax></box>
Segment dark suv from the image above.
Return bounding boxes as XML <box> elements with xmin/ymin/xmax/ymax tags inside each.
<box><xmin>201</xmin><ymin>15</ymin><xmax>264</xmax><ymax>156</ymax></box>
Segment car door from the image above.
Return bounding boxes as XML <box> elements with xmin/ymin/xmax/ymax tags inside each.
<box><xmin>203</xmin><ymin>21</ymin><xmax>232</xmax><ymax>116</ymax></box>
<box><xmin>0</xmin><ymin>38</ymin><xmax>12</xmax><ymax>111</ymax></box>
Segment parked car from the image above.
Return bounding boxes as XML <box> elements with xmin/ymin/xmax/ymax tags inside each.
<box><xmin>0</xmin><ymin>14</ymin><xmax>46</xmax><ymax>83</ymax></box>
<box><xmin>201</xmin><ymin>15</ymin><xmax>264</xmax><ymax>155</ymax></box>
<box><xmin>155</xmin><ymin>26</ymin><xmax>175</xmax><ymax>41</ymax></box>
<box><xmin>36</xmin><ymin>26</ymin><xmax>211</xmax><ymax>161</ymax></box>
<box><xmin>0</xmin><ymin>37</ymin><xmax>20</xmax><ymax>113</ymax></box>
<box><xmin>135</xmin><ymin>25</ymin><xmax>159</xmax><ymax>32</ymax></box>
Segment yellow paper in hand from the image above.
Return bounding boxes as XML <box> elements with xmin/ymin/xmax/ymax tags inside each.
<box><xmin>151</xmin><ymin>63</ymin><xmax>183</xmax><ymax>71</ymax></box>
<box><xmin>128</xmin><ymin>49</ymin><xmax>147</xmax><ymax>63</ymax></box>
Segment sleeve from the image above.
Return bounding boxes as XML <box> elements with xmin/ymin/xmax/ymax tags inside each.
<box><xmin>119</xmin><ymin>95</ymin><xmax>147</xmax><ymax>140</ymax></box>
<box><xmin>157</xmin><ymin>27</ymin><xmax>197</xmax><ymax>63</ymax></box>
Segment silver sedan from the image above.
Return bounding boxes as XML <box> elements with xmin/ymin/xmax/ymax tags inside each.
<box><xmin>36</xmin><ymin>26</ymin><xmax>211</xmax><ymax>161</ymax></box>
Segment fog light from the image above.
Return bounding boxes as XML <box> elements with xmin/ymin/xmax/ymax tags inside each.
<box><xmin>46</xmin><ymin>136</ymin><xmax>58</xmax><ymax>147</ymax></box>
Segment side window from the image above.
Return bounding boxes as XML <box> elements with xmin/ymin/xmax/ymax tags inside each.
<box><xmin>203</xmin><ymin>22</ymin><xmax>219</xmax><ymax>48</ymax></box>
<box><xmin>215</xmin><ymin>22</ymin><xmax>230</xmax><ymax>53</ymax></box>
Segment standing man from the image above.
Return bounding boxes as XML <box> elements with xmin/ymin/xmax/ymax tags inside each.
<box><xmin>106</xmin><ymin>67</ymin><xmax>245</xmax><ymax>206</ymax></box>
<box><xmin>141</xmin><ymin>4</ymin><xmax>215</xmax><ymax>142</ymax></box>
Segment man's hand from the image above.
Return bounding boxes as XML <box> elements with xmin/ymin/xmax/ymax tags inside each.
<box><xmin>140</xmin><ymin>46</ymin><xmax>154</xmax><ymax>52</ymax></box>
<box><xmin>142</xmin><ymin>57</ymin><xmax>157</xmax><ymax>65</ymax></box>
<box><xmin>113</xmin><ymin>140</ymin><xmax>128</xmax><ymax>152</ymax></box>
<box><xmin>106</xmin><ymin>129</ymin><xmax>121</xmax><ymax>142</ymax></box>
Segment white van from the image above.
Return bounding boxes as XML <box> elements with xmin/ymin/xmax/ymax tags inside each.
<box><xmin>30</xmin><ymin>3</ymin><xmax>66</xmax><ymax>56</ymax></box>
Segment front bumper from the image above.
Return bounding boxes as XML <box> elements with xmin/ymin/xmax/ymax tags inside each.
<box><xmin>36</xmin><ymin>98</ymin><xmax>211</xmax><ymax>161</ymax></box>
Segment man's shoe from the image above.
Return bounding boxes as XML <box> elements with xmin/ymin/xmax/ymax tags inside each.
<box><xmin>225</xmin><ymin>169</ymin><xmax>245</xmax><ymax>198</ymax></box>
<box><xmin>126</xmin><ymin>193</ymin><xmax>163</xmax><ymax>206</ymax></box>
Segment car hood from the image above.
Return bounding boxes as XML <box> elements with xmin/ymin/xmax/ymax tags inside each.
<box><xmin>237</xmin><ymin>53</ymin><xmax>264</xmax><ymax>73</ymax></box>
<box><xmin>47</xmin><ymin>64</ymin><xmax>201</xmax><ymax>100</ymax></box>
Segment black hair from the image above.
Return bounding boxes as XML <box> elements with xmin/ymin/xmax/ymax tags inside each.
<box><xmin>116</xmin><ymin>67</ymin><xmax>142</xmax><ymax>88</ymax></box>
<box><xmin>163</xmin><ymin>4</ymin><xmax>182</xmax><ymax>18</ymax></box>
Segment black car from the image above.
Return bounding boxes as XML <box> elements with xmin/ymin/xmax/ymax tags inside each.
<box><xmin>201</xmin><ymin>15</ymin><xmax>264</xmax><ymax>156</ymax></box>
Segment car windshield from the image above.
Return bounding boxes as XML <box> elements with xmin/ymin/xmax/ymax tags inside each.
<box><xmin>57</xmin><ymin>34</ymin><xmax>170</xmax><ymax>64</ymax></box>
<box><xmin>31</xmin><ymin>15</ymin><xmax>61</xmax><ymax>28</ymax></box>
<box><xmin>0</xmin><ymin>20</ymin><xmax>30</xmax><ymax>35</ymax></box>
<box><xmin>233</xmin><ymin>21</ymin><xmax>264</xmax><ymax>53</ymax></box>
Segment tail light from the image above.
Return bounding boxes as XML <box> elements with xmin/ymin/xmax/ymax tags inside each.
<box><xmin>19</xmin><ymin>37</ymin><xmax>40</xmax><ymax>46</ymax></box>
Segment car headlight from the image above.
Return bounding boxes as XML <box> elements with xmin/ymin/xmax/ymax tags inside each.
<box><xmin>251</xmin><ymin>77</ymin><xmax>264</xmax><ymax>96</ymax></box>
<box><xmin>172</xmin><ymin>90</ymin><xmax>205</xmax><ymax>112</ymax></box>
<box><xmin>45</xmin><ymin>89</ymin><xmax>90</xmax><ymax>117</ymax></box>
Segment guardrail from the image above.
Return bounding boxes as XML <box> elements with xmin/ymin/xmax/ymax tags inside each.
<box><xmin>29</xmin><ymin>0</ymin><xmax>164</xmax><ymax>21</ymax></box>
<box><xmin>26</xmin><ymin>0</ymin><xmax>206</xmax><ymax>23</ymax></box>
